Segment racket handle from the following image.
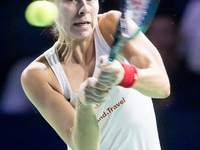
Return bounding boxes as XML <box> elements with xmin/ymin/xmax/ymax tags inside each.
<box><xmin>102</xmin><ymin>55</ymin><xmax>113</xmax><ymax>65</ymax></box>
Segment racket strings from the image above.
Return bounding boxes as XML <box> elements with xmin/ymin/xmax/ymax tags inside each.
<box><xmin>108</xmin><ymin>0</ymin><xmax>160</xmax><ymax>62</ymax></box>
<box><xmin>125</xmin><ymin>0</ymin><xmax>151</xmax><ymax>27</ymax></box>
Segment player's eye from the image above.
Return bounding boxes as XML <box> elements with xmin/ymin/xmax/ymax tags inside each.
<box><xmin>86</xmin><ymin>0</ymin><xmax>97</xmax><ymax>3</ymax></box>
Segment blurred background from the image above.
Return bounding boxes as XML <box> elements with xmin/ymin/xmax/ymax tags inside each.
<box><xmin>0</xmin><ymin>0</ymin><xmax>200</xmax><ymax>149</ymax></box>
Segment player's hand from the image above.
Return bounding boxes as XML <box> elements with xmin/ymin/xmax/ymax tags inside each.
<box><xmin>97</xmin><ymin>55</ymin><xmax>125</xmax><ymax>88</ymax></box>
<box><xmin>77</xmin><ymin>77</ymin><xmax>109</xmax><ymax>105</ymax></box>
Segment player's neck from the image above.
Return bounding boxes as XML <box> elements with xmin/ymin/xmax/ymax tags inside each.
<box><xmin>57</xmin><ymin>36</ymin><xmax>95</xmax><ymax>65</ymax></box>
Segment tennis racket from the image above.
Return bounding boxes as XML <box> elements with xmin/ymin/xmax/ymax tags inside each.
<box><xmin>106</xmin><ymin>0</ymin><xmax>160</xmax><ymax>63</ymax></box>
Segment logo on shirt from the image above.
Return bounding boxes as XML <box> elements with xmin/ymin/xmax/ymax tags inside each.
<box><xmin>97</xmin><ymin>97</ymin><xmax>126</xmax><ymax>123</ymax></box>
<box><xmin>93</xmin><ymin>104</ymin><xmax>101</xmax><ymax>109</ymax></box>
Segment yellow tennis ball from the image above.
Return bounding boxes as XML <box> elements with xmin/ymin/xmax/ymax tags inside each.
<box><xmin>25</xmin><ymin>1</ymin><xmax>58</xmax><ymax>27</ymax></box>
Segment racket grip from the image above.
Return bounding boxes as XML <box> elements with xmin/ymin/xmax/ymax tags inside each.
<box><xmin>102</xmin><ymin>55</ymin><xmax>112</xmax><ymax>65</ymax></box>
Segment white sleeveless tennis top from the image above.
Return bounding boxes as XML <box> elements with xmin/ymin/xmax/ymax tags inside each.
<box><xmin>44</xmin><ymin>23</ymin><xmax>161</xmax><ymax>150</ymax></box>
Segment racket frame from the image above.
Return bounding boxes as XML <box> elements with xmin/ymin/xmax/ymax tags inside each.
<box><xmin>108</xmin><ymin>0</ymin><xmax>160</xmax><ymax>63</ymax></box>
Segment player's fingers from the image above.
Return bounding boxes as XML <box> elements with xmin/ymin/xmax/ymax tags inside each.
<box><xmin>84</xmin><ymin>78</ymin><xmax>109</xmax><ymax>102</ymax></box>
<box><xmin>83</xmin><ymin>97</ymin><xmax>106</xmax><ymax>105</ymax></box>
<box><xmin>99</xmin><ymin>55</ymin><xmax>108</xmax><ymax>64</ymax></box>
<box><xmin>88</xmin><ymin>89</ymin><xmax>108</xmax><ymax>97</ymax></box>
<box><xmin>98</xmin><ymin>71</ymin><xmax>116</xmax><ymax>81</ymax></box>
<box><xmin>84</xmin><ymin>88</ymin><xmax>108</xmax><ymax>104</ymax></box>
<box><xmin>97</xmin><ymin>72</ymin><xmax>119</xmax><ymax>87</ymax></box>
<box><xmin>97</xmin><ymin>79</ymin><xmax>116</xmax><ymax>88</ymax></box>
<box><xmin>85</xmin><ymin>76</ymin><xmax>112</xmax><ymax>91</ymax></box>
<box><xmin>98</xmin><ymin>59</ymin><xmax>125</xmax><ymax>85</ymax></box>
<box><xmin>93</xmin><ymin>81</ymin><xmax>111</xmax><ymax>91</ymax></box>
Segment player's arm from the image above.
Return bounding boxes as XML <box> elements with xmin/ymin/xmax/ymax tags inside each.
<box><xmin>121</xmin><ymin>21</ymin><xmax>170</xmax><ymax>98</ymax></box>
<box><xmin>99</xmin><ymin>11</ymin><xmax>170</xmax><ymax>98</ymax></box>
<box><xmin>21</xmin><ymin>62</ymin><xmax>100</xmax><ymax>150</ymax></box>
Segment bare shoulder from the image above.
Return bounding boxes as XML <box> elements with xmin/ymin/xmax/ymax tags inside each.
<box><xmin>98</xmin><ymin>10</ymin><xmax>121</xmax><ymax>32</ymax></box>
<box><xmin>21</xmin><ymin>55</ymin><xmax>49</xmax><ymax>87</ymax></box>
<box><xmin>97</xmin><ymin>11</ymin><xmax>121</xmax><ymax>46</ymax></box>
<box><xmin>98</xmin><ymin>10</ymin><xmax>121</xmax><ymax>23</ymax></box>
<box><xmin>21</xmin><ymin>54</ymin><xmax>62</xmax><ymax>103</ymax></box>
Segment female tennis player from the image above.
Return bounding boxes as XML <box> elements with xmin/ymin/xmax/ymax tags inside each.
<box><xmin>21</xmin><ymin>0</ymin><xmax>170</xmax><ymax>149</ymax></box>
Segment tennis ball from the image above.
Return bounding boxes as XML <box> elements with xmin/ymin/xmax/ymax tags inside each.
<box><xmin>25</xmin><ymin>1</ymin><xmax>58</xmax><ymax>27</ymax></box>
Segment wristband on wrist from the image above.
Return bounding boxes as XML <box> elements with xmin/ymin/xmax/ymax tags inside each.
<box><xmin>118</xmin><ymin>62</ymin><xmax>138</xmax><ymax>88</ymax></box>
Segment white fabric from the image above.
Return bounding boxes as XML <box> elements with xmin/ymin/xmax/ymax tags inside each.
<box><xmin>44</xmin><ymin>23</ymin><xmax>161</xmax><ymax>150</ymax></box>
<box><xmin>44</xmin><ymin>43</ymin><xmax>77</xmax><ymax>107</ymax></box>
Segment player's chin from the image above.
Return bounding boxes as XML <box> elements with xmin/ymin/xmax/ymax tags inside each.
<box><xmin>72</xmin><ymin>27</ymin><xmax>94</xmax><ymax>38</ymax></box>
<box><xmin>79</xmin><ymin>33</ymin><xmax>93</xmax><ymax>39</ymax></box>
<box><xmin>71</xmin><ymin>32</ymin><xmax>92</xmax><ymax>40</ymax></box>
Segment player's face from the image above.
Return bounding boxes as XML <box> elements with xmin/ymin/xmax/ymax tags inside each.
<box><xmin>55</xmin><ymin>0</ymin><xmax>99</xmax><ymax>39</ymax></box>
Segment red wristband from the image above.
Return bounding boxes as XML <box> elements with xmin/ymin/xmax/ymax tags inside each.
<box><xmin>118</xmin><ymin>62</ymin><xmax>138</xmax><ymax>88</ymax></box>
